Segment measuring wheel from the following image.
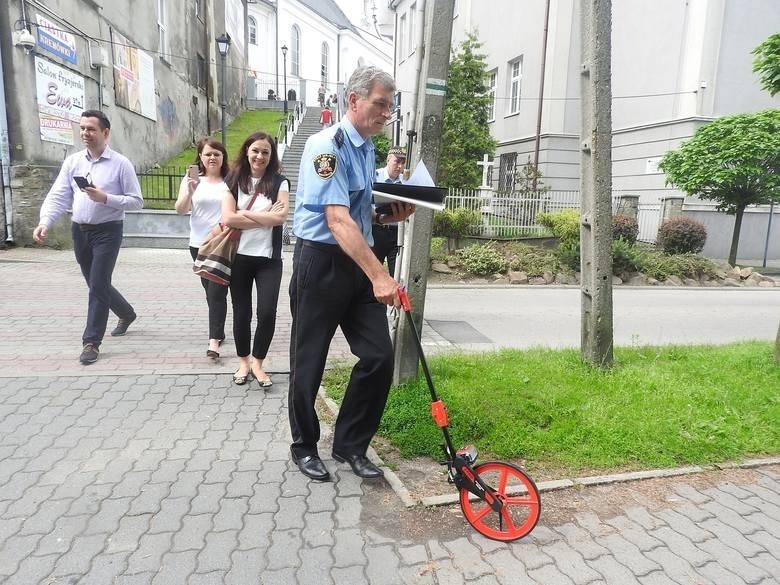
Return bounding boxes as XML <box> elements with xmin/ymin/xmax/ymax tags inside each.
<box><xmin>458</xmin><ymin>461</ymin><xmax>541</xmax><ymax>541</ymax></box>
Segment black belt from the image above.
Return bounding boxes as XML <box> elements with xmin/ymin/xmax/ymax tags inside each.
<box><xmin>300</xmin><ymin>239</ymin><xmax>347</xmax><ymax>255</ymax></box>
<box><xmin>74</xmin><ymin>220</ymin><xmax>123</xmax><ymax>231</ymax></box>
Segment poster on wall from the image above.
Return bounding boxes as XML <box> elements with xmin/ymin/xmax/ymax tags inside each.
<box><xmin>225</xmin><ymin>0</ymin><xmax>245</xmax><ymax>54</ymax></box>
<box><xmin>35</xmin><ymin>14</ymin><xmax>78</xmax><ymax>65</ymax></box>
<box><xmin>110</xmin><ymin>29</ymin><xmax>157</xmax><ymax>121</ymax></box>
<box><xmin>34</xmin><ymin>56</ymin><xmax>85</xmax><ymax>145</ymax></box>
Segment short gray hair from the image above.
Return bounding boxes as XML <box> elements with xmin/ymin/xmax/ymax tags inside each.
<box><xmin>346</xmin><ymin>66</ymin><xmax>395</xmax><ymax>98</ymax></box>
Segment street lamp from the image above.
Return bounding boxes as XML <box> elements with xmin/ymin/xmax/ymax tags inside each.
<box><xmin>216</xmin><ymin>33</ymin><xmax>231</xmax><ymax>148</ymax></box>
<box><xmin>281</xmin><ymin>44</ymin><xmax>288</xmax><ymax>117</ymax></box>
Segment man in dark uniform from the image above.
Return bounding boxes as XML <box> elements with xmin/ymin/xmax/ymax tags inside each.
<box><xmin>289</xmin><ymin>66</ymin><xmax>415</xmax><ymax>481</ymax></box>
<box><xmin>372</xmin><ymin>145</ymin><xmax>406</xmax><ymax>276</ymax></box>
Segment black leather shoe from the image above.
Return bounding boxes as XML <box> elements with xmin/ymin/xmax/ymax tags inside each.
<box><xmin>291</xmin><ymin>448</ymin><xmax>330</xmax><ymax>481</ymax></box>
<box><xmin>332</xmin><ymin>451</ymin><xmax>384</xmax><ymax>479</ymax></box>
<box><xmin>111</xmin><ymin>314</ymin><xmax>136</xmax><ymax>336</ymax></box>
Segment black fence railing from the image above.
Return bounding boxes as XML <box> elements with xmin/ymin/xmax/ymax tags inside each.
<box><xmin>137</xmin><ymin>166</ymin><xmax>186</xmax><ymax>202</ymax></box>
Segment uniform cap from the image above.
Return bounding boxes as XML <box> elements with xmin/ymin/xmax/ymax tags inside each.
<box><xmin>388</xmin><ymin>146</ymin><xmax>406</xmax><ymax>159</ymax></box>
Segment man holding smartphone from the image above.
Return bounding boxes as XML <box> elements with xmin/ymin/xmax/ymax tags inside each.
<box><xmin>33</xmin><ymin>110</ymin><xmax>143</xmax><ymax>365</ymax></box>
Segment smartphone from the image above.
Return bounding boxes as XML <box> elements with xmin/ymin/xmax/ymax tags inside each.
<box><xmin>187</xmin><ymin>165</ymin><xmax>200</xmax><ymax>181</ymax></box>
<box><xmin>73</xmin><ymin>176</ymin><xmax>93</xmax><ymax>190</ymax></box>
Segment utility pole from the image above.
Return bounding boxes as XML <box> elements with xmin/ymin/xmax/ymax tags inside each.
<box><xmin>579</xmin><ymin>0</ymin><xmax>614</xmax><ymax>366</ymax></box>
<box><xmin>393</xmin><ymin>0</ymin><xmax>455</xmax><ymax>384</ymax></box>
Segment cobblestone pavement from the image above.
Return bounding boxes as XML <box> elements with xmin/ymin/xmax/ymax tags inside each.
<box><xmin>1</xmin><ymin>248</ymin><xmax>779</xmax><ymax>584</ymax></box>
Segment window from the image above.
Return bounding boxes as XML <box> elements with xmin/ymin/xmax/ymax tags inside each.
<box><xmin>486</xmin><ymin>70</ymin><xmax>497</xmax><ymax>121</ymax></box>
<box><xmin>291</xmin><ymin>25</ymin><xmax>300</xmax><ymax>76</ymax></box>
<box><xmin>408</xmin><ymin>3</ymin><xmax>416</xmax><ymax>55</ymax></box>
<box><xmin>248</xmin><ymin>17</ymin><xmax>257</xmax><ymax>45</ymax></box>
<box><xmin>321</xmin><ymin>42</ymin><xmax>329</xmax><ymax>80</ymax></box>
<box><xmin>157</xmin><ymin>0</ymin><xmax>170</xmax><ymax>62</ymax></box>
<box><xmin>398</xmin><ymin>14</ymin><xmax>406</xmax><ymax>62</ymax></box>
<box><xmin>508</xmin><ymin>57</ymin><xmax>522</xmax><ymax>114</ymax></box>
<box><xmin>196</xmin><ymin>53</ymin><xmax>206</xmax><ymax>90</ymax></box>
<box><xmin>498</xmin><ymin>152</ymin><xmax>517</xmax><ymax>191</ymax></box>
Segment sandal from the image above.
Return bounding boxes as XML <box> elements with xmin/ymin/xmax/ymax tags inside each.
<box><xmin>206</xmin><ymin>349</ymin><xmax>220</xmax><ymax>359</ymax></box>
<box><xmin>233</xmin><ymin>370</ymin><xmax>250</xmax><ymax>385</ymax></box>
<box><xmin>257</xmin><ymin>377</ymin><xmax>273</xmax><ymax>388</ymax></box>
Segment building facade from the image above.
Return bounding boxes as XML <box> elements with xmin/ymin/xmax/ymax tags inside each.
<box><xmin>246</xmin><ymin>0</ymin><xmax>393</xmax><ymax>109</ymax></box>
<box><xmin>390</xmin><ymin>0</ymin><xmax>780</xmax><ymax>197</ymax></box>
<box><xmin>0</xmin><ymin>0</ymin><xmax>249</xmax><ymax>246</ymax></box>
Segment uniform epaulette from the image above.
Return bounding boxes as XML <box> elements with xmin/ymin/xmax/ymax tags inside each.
<box><xmin>334</xmin><ymin>127</ymin><xmax>344</xmax><ymax>149</ymax></box>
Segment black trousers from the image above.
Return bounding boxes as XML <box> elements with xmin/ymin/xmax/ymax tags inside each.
<box><xmin>371</xmin><ymin>223</ymin><xmax>399</xmax><ymax>276</ymax></box>
<box><xmin>72</xmin><ymin>221</ymin><xmax>135</xmax><ymax>346</ymax></box>
<box><xmin>289</xmin><ymin>239</ymin><xmax>393</xmax><ymax>458</ymax></box>
<box><xmin>229</xmin><ymin>253</ymin><xmax>283</xmax><ymax>359</ymax></box>
<box><xmin>189</xmin><ymin>247</ymin><xmax>229</xmax><ymax>340</ymax></box>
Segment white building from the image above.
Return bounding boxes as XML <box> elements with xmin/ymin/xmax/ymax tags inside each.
<box><xmin>390</xmin><ymin>0</ymin><xmax>780</xmax><ymax>197</ymax></box>
<box><xmin>247</xmin><ymin>0</ymin><xmax>393</xmax><ymax>109</ymax></box>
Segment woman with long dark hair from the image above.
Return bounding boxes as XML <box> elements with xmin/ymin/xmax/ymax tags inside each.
<box><xmin>175</xmin><ymin>137</ymin><xmax>230</xmax><ymax>360</ymax></box>
<box><xmin>222</xmin><ymin>132</ymin><xmax>289</xmax><ymax>387</ymax></box>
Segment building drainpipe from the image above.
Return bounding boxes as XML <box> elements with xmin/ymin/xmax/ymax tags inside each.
<box><xmin>275</xmin><ymin>0</ymin><xmax>279</xmax><ymax>98</ymax></box>
<box><xmin>532</xmin><ymin>0</ymin><xmax>551</xmax><ymax>191</ymax></box>
<box><xmin>0</xmin><ymin>37</ymin><xmax>14</xmax><ymax>243</ymax></box>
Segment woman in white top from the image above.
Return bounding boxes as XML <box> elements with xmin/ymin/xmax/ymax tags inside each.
<box><xmin>222</xmin><ymin>132</ymin><xmax>289</xmax><ymax>387</ymax></box>
<box><xmin>175</xmin><ymin>138</ymin><xmax>230</xmax><ymax>360</ymax></box>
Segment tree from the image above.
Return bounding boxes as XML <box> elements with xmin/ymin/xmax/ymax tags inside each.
<box><xmin>752</xmin><ymin>33</ymin><xmax>780</xmax><ymax>97</ymax></box>
<box><xmin>439</xmin><ymin>33</ymin><xmax>496</xmax><ymax>189</ymax></box>
<box><xmin>658</xmin><ymin>110</ymin><xmax>780</xmax><ymax>266</ymax></box>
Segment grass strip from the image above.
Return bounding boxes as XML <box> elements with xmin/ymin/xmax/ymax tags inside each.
<box><xmin>323</xmin><ymin>341</ymin><xmax>779</xmax><ymax>476</ymax></box>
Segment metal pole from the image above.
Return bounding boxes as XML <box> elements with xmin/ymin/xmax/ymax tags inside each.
<box><xmin>532</xmin><ymin>0</ymin><xmax>551</xmax><ymax>192</ymax></box>
<box><xmin>763</xmin><ymin>199</ymin><xmax>774</xmax><ymax>268</ymax></box>
<box><xmin>283</xmin><ymin>54</ymin><xmax>288</xmax><ymax>116</ymax></box>
<box><xmin>220</xmin><ymin>53</ymin><xmax>227</xmax><ymax>149</ymax></box>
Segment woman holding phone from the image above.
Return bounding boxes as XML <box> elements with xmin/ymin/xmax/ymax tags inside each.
<box><xmin>221</xmin><ymin>132</ymin><xmax>288</xmax><ymax>387</ymax></box>
<box><xmin>175</xmin><ymin>137</ymin><xmax>230</xmax><ymax>360</ymax></box>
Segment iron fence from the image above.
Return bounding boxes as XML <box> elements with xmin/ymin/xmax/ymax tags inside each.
<box><xmin>137</xmin><ymin>166</ymin><xmax>186</xmax><ymax>203</ymax></box>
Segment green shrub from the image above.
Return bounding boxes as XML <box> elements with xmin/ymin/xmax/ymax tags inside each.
<box><xmin>612</xmin><ymin>214</ymin><xmax>639</xmax><ymax>244</ymax></box>
<box><xmin>504</xmin><ymin>242</ymin><xmax>559</xmax><ymax>276</ymax></box>
<box><xmin>433</xmin><ymin>207</ymin><xmax>481</xmax><ymax>239</ymax></box>
<box><xmin>430</xmin><ymin>237</ymin><xmax>447</xmax><ymax>261</ymax></box>
<box><xmin>657</xmin><ymin>216</ymin><xmax>707</xmax><ymax>254</ymax></box>
<box><xmin>458</xmin><ymin>243</ymin><xmax>507</xmax><ymax>276</ymax></box>
<box><xmin>555</xmin><ymin>240</ymin><xmax>581</xmax><ymax>272</ymax></box>
<box><xmin>611</xmin><ymin>239</ymin><xmax>644</xmax><ymax>275</ymax></box>
<box><xmin>536</xmin><ymin>209</ymin><xmax>580</xmax><ymax>244</ymax></box>
<box><xmin>638</xmin><ymin>249</ymin><xmax>717</xmax><ymax>281</ymax></box>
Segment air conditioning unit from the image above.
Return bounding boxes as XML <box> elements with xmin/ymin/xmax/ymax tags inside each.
<box><xmin>89</xmin><ymin>42</ymin><xmax>110</xmax><ymax>69</ymax></box>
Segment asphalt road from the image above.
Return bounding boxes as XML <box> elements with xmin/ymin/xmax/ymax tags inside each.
<box><xmin>423</xmin><ymin>286</ymin><xmax>780</xmax><ymax>350</ymax></box>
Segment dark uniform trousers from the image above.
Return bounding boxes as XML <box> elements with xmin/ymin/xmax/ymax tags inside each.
<box><xmin>289</xmin><ymin>239</ymin><xmax>394</xmax><ymax>459</ymax></box>
<box><xmin>371</xmin><ymin>223</ymin><xmax>399</xmax><ymax>275</ymax></box>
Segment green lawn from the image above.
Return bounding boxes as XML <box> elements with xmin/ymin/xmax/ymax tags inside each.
<box><xmin>323</xmin><ymin>341</ymin><xmax>780</xmax><ymax>477</ymax></box>
<box><xmin>141</xmin><ymin>109</ymin><xmax>285</xmax><ymax>209</ymax></box>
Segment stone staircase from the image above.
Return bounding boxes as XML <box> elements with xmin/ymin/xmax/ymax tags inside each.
<box><xmin>282</xmin><ymin>107</ymin><xmax>324</xmax><ymax>234</ymax></box>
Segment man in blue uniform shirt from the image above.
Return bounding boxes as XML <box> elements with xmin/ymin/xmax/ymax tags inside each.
<box><xmin>289</xmin><ymin>66</ymin><xmax>415</xmax><ymax>481</ymax></box>
<box><xmin>372</xmin><ymin>145</ymin><xmax>406</xmax><ymax>276</ymax></box>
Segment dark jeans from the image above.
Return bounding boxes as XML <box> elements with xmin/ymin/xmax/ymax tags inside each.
<box><xmin>72</xmin><ymin>221</ymin><xmax>135</xmax><ymax>346</ymax></box>
<box><xmin>189</xmin><ymin>247</ymin><xmax>228</xmax><ymax>340</ymax></box>
<box><xmin>229</xmin><ymin>253</ymin><xmax>283</xmax><ymax>359</ymax></box>
<box><xmin>289</xmin><ymin>239</ymin><xmax>393</xmax><ymax>459</ymax></box>
<box><xmin>371</xmin><ymin>223</ymin><xmax>399</xmax><ymax>276</ymax></box>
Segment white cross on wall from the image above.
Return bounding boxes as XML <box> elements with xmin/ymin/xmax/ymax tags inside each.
<box><xmin>477</xmin><ymin>154</ymin><xmax>495</xmax><ymax>188</ymax></box>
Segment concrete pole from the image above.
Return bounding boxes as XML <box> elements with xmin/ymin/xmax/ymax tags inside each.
<box><xmin>393</xmin><ymin>0</ymin><xmax>455</xmax><ymax>384</ymax></box>
<box><xmin>579</xmin><ymin>0</ymin><xmax>614</xmax><ymax>366</ymax></box>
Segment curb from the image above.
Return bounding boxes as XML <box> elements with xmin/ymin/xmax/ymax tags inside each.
<box><xmin>319</xmin><ymin>384</ymin><xmax>780</xmax><ymax>509</ymax></box>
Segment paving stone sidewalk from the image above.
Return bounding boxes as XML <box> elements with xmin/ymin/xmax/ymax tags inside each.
<box><xmin>1</xmin><ymin>373</ymin><xmax>779</xmax><ymax>584</ymax></box>
<box><xmin>1</xmin><ymin>247</ymin><xmax>779</xmax><ymax>584</ymax></box>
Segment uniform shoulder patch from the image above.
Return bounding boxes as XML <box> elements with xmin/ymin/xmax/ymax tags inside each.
<box><xmin>313</xmin><ymin>153</ymin><xmax>337</xmax><ymax>180</ymax></box>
